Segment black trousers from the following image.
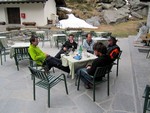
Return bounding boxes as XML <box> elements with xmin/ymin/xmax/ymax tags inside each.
<box><xmin>43</xmin><ymin>56</ymin><xmax>70</xmax><ymax>73</ymax></box>
<box><xmin>55</xmin><ymin>49</ymin><xmax>66</xmax><ymax>59</ymax></box>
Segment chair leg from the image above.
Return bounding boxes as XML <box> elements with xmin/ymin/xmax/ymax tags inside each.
<box><xmin>4</xmin><ymin>49</ymin><xmax>6</xmax><ymax>62</ymax></box>
<box><xmin>52</xmin><ymin>67</ymin><xmax>55</xmax><ymax>73</ymax></box>
<box><xmin>143</xmin><ymin>98</ymin><xmax>148</xmax><ymax>113</ymax></box>
<box><xmin>146</xmin><ymin>50</ymin><xmax>150</xmax><ymax>59</ymax></box>
<box><xmin>116</xmin><ymin>60</ymin><xmax>119</xmax><ymax>77</ymax></box>
<box><xmin>75</xmin><ymin>74</ymin><xmax>78</xmax><ymax>86</ymax></box>
<box><xmin>0</xmin><ymin>52</ymin><xmax>2</xmax><ymax>65</ymax></box>
<box><xmin>77</xmin><ymin>75</ymin><xmax>81</xmax><ymax>90</ymax></box>
<box><xmin>93</xmin><ymin>83</ymin><xmax>95</xmax><ymax>102</ymax></box>
<box><xmin>33</xmin><ymin>77</ymin><xmax>36</xmax><ymax>100</ymax></box>
<box><xmin>48</xmin><ymin>85</ymin><xmax>50</xmax><ymax>107</ymax></box>
<box><xmin>14</xmin><ymin>56</ymin><xmax>19</xmax><ymax>71</ymax></box>
<box><xmin>63</xmin><ymin>74</ymin><xmax>68</xmax><ymax>94</ymax></box>
<box><xmin>107</xmin><ymin>73</ymin><xmax>110</xmax><ymax>96</ymax></box>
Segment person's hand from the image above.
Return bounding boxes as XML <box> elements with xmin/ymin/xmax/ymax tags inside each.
<box><xmin>86</xmin><ymin>65</ymin><xmax>91</xmax><ymax>69</ymax></box>
<box><xmin>45</xmin><ymin>53</ymin><xmax>49</xmax><ymax>57</ymax></box>
<box><xmin>63</xmin><ymin>47</ymin><xmax>67</xmax><ymax>51</ymax></box>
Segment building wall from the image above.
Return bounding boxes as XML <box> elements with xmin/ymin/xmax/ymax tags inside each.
<box><xmin>0</xmin><ymin>0</ymin><xmax>57</xmax><ymax>26</ymax></box>
<box><xmin>21</xmin><ymin>3</ymin><xmax>45</xmax><ymax>26</ymax></box>
<box><xmin>0</xmin><ymin>7</ymin><xmax>7</xmax><ymax>22</ymax></box>
<box><xmin>44</xmin><ymin>0</ymin><xmax>57</xmax><ymax>25</ymax></box>
<box><xmin>147</xmin><ymin>3</ymin><xmax>150</xmax><ymax>28</ymax></box>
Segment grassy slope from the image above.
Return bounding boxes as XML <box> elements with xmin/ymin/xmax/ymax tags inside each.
<box><xmin>82</xmin><ymin>19</ymin><xmax>146</xmax><ymax>37</ymax></box>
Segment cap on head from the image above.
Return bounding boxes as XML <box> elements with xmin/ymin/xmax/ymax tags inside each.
<box><xmin>108</xmin><ymin>36</ymin><xmax>117</xmax><ymax>43</ymax></box>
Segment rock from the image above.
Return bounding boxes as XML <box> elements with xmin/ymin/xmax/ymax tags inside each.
<box><xmin>103</xmin><ymin>8</ymin><xmax>129</xmax><ymax>24</ymax></box>
<box><xmin>101</xmin><ymin>3</ymin><xmax>114</xmax><ymax>9</ymax></box>
<box><xmin>131</xmin><ymin>12</ymin><xmax>143</xmax><ymax>19</ymax></box>
<box><xmin>86</xmin><ymin>16</ymin><xmax>100</xmax><ymax>26</ymax></box>
<box><xmin>118</xmin><ymin>5</ymin><xmax>130</xmax><ymax>14</ymax></box>
<box><xmin>96</xmin><ymin>6</ymin><xmax>103</xmax><ymax>12</ymax></box>
<box><xmin>113</xmin><ymin>0</ymin><xmax>126</xmax><ymax>8</ymax></box>
<box><xmin>99</xmin><ymin>0</ymin><xmax>113</xmax><ymax>3</ymax></box>
<box><xmin>130</xmin><ymin>2</ymin><xmax>148</xmax><ymax>16</ymax></box>
<box><xmin>57</xmin><ymin>8</ymin><xmax>69</xmax><ymax>20</ymax></box>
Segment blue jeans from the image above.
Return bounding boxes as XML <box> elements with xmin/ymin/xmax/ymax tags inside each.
<box><xmin>77</xmin><ymin>68</ymin><xmax>92</xmax><ymax>85</ymax></box>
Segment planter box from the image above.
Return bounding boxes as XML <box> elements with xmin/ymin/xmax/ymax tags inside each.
<box><xmin>22</xmin><ymin>22</ymin><xmax>36</xmax><ymax>26</ymax></box>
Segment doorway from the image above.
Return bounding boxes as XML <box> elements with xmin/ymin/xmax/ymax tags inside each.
<box><xmin>7</xmin><ymin>7</ymin><xmax>21</xmax><ymax>24</ymax></box>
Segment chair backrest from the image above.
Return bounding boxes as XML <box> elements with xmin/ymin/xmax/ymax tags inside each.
<box><xmin>28</xmin><ymin>52</ymin><xmax>34</xmax><ymax>67</ymax></box>
<box><xmin>57</xmin><ymin>36</ymin><xmax>67</xmax><ymax>43</ymax></box>
<box><xmin>14</xmin><ymin>47</ymin><xmax>29</xmax><ymax>60</ymax></box>
<box><xmin>93</xmin><ymin>64</ymin><xmax>113</xmax><ymax>79</ymax></box>
<box><xmin>90</xmin><ymin>31</ymin><xmax>98</xmax><ymax>37</ymax></box>
<box><xmin>28</xmin><ymin>50</ymin><xmax>42</xmax><ymax>67</ymax></box>
<box><xmin>28</xmin><ymin>66</ymin><xmax>49</xmax><ymax>82</ymax></box>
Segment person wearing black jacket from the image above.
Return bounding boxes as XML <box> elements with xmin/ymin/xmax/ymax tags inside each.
<box><xmin>107</xmin><ymin>36</ymin><xmax>120</xmax><ymax>61</ymax></box>
<box><xmin>55</xmin><ymin>34</ymin><xmax>78</xmax><ymax>59</ymax></box>
<box><xmin>76</xmin><ymin>42</ymin><xmax>112</xmax><ymax>89</ymax></box>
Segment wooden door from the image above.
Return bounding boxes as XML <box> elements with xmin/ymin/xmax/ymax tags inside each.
<box><xmin>7</xmin><ymin>8</ymin><xmax>21</xmax><ymax>24</ymax></box>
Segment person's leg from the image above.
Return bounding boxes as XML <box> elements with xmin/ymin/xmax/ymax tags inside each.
<box><xmin>44</xmin><ymin>56</ymin><xmax>61</xmax><ymax>70</ymax></box>
<box><xmin>77</xmin><ymin>68</ymin><xmax>92</xmax><ymax>88</ymax></box>
<box><xmin>45</xmin><ymin>56</ymin><xmax>70</xmax><ymax>73</ymax></box>
<box><xmin>55</xmin><ymin>49</ymin><xmax>65</xmax><ymax>59</ymax></box>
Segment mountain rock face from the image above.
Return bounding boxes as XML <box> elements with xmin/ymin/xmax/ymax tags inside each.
<box><xmin>59</xmin><ymin>0</ymin><xmax>148</xmax><ymax>25</ymax></box>
<box><xmin>85</xmin><ymin>16</ymin><xmax>101</xmax><ymax>26</ymax></box>
<box><xmin>95</xmin><ymin>0</ymin><xmax>148</xmax><ymax>24</ymax></box>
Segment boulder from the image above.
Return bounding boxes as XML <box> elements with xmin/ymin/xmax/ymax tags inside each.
<box><xmin>57</xmin><ymin>8</ymin><xmax>68</xmax><ymax>20</ymax></box>
<box><xmin>131</xmin><ymin>11</ymin><xmax>143</xmax><ymax>19</ymax></box>
<box><xmin>130</xmin><ymin>2</ymin><xmax>148</xmax><ymax>16</ymax></box>
<box><xmin>103</xmin><ymin>8</ymin><xmax>129</xmax><ymax>24</ymax></box>
<box><xmin>101</xmin><ymin>3</ymin><xmax>114</xmax><ymax>9</ymax></box>
<box><xmin>112</xmin><ymin>0</ymin><xmax>126</xmax><ymax>8</ymax></box>
<box><xmin>86</xmin><ymin>16</ymin><xmax>100</xmax><ymax>26</ymax></box>
<box><xmin>99</xmin><ymin>0</ymin><xmax>113</xmax><ymax>3</ymax></box>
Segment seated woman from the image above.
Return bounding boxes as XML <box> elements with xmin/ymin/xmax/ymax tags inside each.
<box><xmin>76</xmin><ymin>42</ymin><xmax>113</xmax><ymax>89</ymax></box>
<box><xmin>83</xmin><ymin>33</ymin><xmax>95</xmax><ymax>54</ymax></box>
<box><xmin>55</xmin><ymin>34</ymin><xmax>77</xmax><ymax>59</ymax></box>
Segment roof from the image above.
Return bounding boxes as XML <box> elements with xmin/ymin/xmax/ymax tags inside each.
<box><xmin>0</xmin><ymin>0</ymin><xmax>66</xmax><ymax>6</ymax></box>
<box><xmin>0</xmin><ymin>0</ymin><xmax>46</xmax><ymax>4</ymax></box>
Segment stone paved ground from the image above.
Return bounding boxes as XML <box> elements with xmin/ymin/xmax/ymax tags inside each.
<box><xmin>0</xmin><ymin>35</ymin><xmax>149</xmax><ymax>113</ymax></box>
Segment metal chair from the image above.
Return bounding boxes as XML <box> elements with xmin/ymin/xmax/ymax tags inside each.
<box><xmin>77</xmin><ymin>64</ymin><xmax>113</xmax><ymax>101</ymax></box>
<box><xmin>0</xmin><ymin>46</ymin><xmax>10</xmax><ymax>65</ymax></box>
<box><xmin>14</xmin><ymin>47</ymin><xmax>29</xmax><ymax>70</ymax></box>
<box><xmin>0</xmin><ymin>37</ymin><xmax>10</xmax><ymax>65</ymax></box>
<box><xmin>56</xmin><ymin>36</ymin><xmax>67</xmax><ymax>49</ymax></box>
<box><xmin>113</xmin><ymin>50</ymin><xmax>122</xmax><ymax>77</ymax></box>
<box><xmin>143</xmin><ymin>85</ymin><xmax>150</xmax><ymax>113</ymax></box>
<box><xmin>28</xmin><ymin>52</ymin><xmax>55</xmax><ymax>73</ymax></box>
<box><xmin>28</xmin><ymin>66</ymin><xmax>68</xmax><ymax>107</ymax></box>
<box><xmin>90</xmin><ymin>31</ymin><xmax>98</xmax><ymax>37</ymax></box>
<box><xmin>101</xmin><ymin>32</ymin><xmax>112</xmax><ymax>38</ymax></box>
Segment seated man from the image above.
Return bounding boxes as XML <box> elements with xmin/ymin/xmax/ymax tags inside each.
<box><xmin>28</xmin><ymin>35</ymin><xmax>70</xmax><ymax>73</ymax></box>
<box><xmin>76</xmin><ymin>42</ymin><xmax>113</xmax><ymax>89</ymax></box>
<box><xmin>107</xmin><ymin>36</ymin><xmax>120</xmax><ymax>61</ymax></box>
<box><xmin>83</xmin><ymin>33</ymin><xmax>95</xmax><ymax>54</ymax></box>
<box><xmin>55</xmin><ymin>34</ymin><xmax>77</xmax><ymax>59</ymax></box>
